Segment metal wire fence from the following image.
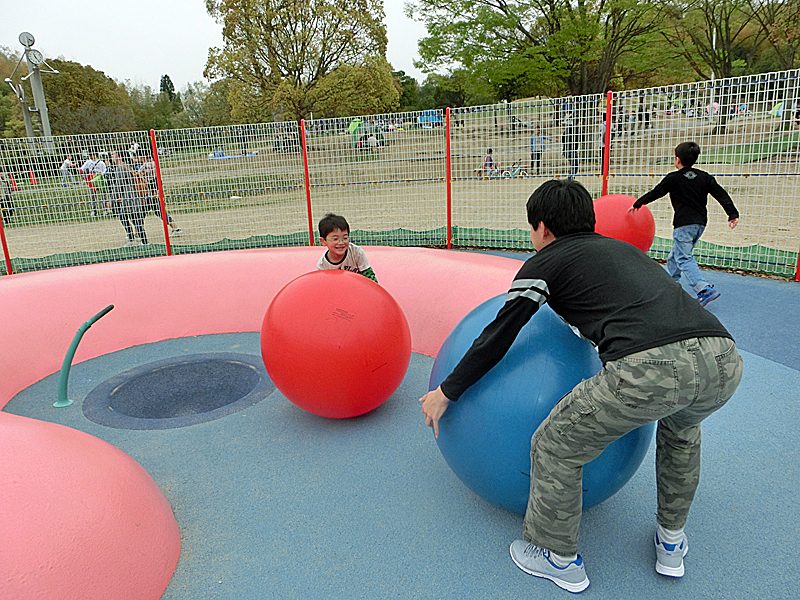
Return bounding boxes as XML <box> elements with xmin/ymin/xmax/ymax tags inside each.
<box><xmin>1</xmin><ymin>69</ymin><xmax>799</xmax><ymax>278</ymax></box>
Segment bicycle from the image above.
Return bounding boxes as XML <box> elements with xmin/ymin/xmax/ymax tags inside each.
<box><xmin>502</xmin><ymin>161</ymin><xmax>528</xmax><ymax>178</ymax></box>
<box><xmin>475</xmin><ymin>164</ymin><xmax>504</xmax><ymax>179</ymax></box>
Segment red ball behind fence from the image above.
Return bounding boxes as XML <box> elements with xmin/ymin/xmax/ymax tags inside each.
<box><xmin>594</xmin><ymin>194</ymin><xmax>656</xmax><ymax>252</ymax></box>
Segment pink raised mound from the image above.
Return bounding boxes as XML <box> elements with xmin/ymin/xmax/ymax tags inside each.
<box><xmin>0</xmin><ymin>413</ymin><xmax>180</xmax><ymax>600</ymax></box>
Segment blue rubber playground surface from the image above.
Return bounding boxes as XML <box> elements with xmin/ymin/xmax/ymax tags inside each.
<box><xmin>4</xmin><ymin>261</ymin><xmax>799</xmax><ymax>599</ymax></box>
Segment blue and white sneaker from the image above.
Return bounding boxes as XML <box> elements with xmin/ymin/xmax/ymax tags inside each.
<box><xmin>697</xmin><ymin>286</ymin><xmax>720</xmax><ymax>306</ymax></box>
<box><xmin>510</xmin><ymin>540</ymin><xmax>590</xmax><ymax>593</ymax></box>
<box><xmin>654</xmin><ymin>531</ymin><xmax>689</xmax><ymax>577</ymax></box>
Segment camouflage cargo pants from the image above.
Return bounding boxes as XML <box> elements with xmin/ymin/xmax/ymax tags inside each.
<box><xmin>522</xmin><ymin>336</ymin><xmax>743</xmax><ymax>556</ymax></box>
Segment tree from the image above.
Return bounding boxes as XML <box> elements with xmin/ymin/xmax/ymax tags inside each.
<box><xmin>205</xmin><ymin>0</ymin><xmax>394</xmax><ymax>121</ymax></box>
<box><xmin>35</xmin><ymin>59</ymin><xmax>135</xmax><ymax>135</ymax></box>
<box><xmin>0</xmin><ymin>47</ymin><xmax>26</xmax><ymax>138</ymax></box>
<box><xmin>613</xmin><ymin>29</ymin><xmax>697</xmax><ymax>89</ymax></box>
<box><xmin>309</xmin><ymin>57</ymin><xmax>400</xmax><ymax>117</ymax></box>
<box><xmin>129</xmin><ymin>85</ymin><xmax>169</xmax><ymax>130</ymax></box>
<box><xmin>172</xmin><ymin>80</ymin><xmax>235</xmax><ymax>128</ymax></box>
<box><xmin>659</xmin><ymin>0</ymin><xmax>766</xmax><ymax>80</ymax></box>
<box><xmin>749</xmin><ymin>0</ymin><xmax>800</xmax><ymax>71</ymax></box>
<box><xmin>160</xmin><ymin>74</ymin><xmax>176</xmax><ymax>101</ymax></box>
<box><xmin>1</xmin><ymin>50</ymin><xmax>136</xmax><ymax>137</ymax></box>
<box><xmin>408</xmin><ymin>0</ymin><xmax>663</xmax><ymax>97</ymax></box>
<box><xmin>418</xmin><ymin>72</ymin><xmax>472</xmax><ymax>109</ymax></box>
<box><xmin>129</xmin><ymin>78</ymin><xmax>188</xmax><ymax>131</ymax></box>
<box><xmin>393</xmin><ymin>70</ymin><xmax>420</xmax><ymax>111</ymax></box>
<box><xmin>160</xmin><ymin>74</ymin><xmax>184</xmax><ymax>114</ymax></box>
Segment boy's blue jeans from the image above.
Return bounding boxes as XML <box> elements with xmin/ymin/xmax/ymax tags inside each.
<box><xmin>667</xmin><ymin>224</ymin><xmax>708</xmax><ymax>293</ymax></box>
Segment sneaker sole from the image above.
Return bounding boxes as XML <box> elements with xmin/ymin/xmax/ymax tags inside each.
<box><xmin>510</xmin><ymin>546</ymin><xmax>590</xmax><ymax>593</ymax></box>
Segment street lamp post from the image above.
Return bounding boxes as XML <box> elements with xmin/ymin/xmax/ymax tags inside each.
<box><xmin>4</xmin><ymin>32</ymin><xmax>58</xmax><ymax>152</ymax></box>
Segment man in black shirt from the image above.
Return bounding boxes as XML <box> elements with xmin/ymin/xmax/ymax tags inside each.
<box><xmin>632</xmin><ymin>141</ymin><xmax>739</xmax><ymax>306</ymax></box>
<box><xmin>420</xmin><ymin>179</ymin><xmax>743</xmax><ymax>594</ymax></box>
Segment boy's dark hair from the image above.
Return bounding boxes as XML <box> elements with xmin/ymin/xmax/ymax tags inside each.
<box><xmin>526</xmin><ymin>179</ymin><xmax>595</xmax><ymax>237</ymax></box>
<box><xmin>319</xmin><ymin>213</ymin><xmax>350</xmax><ymax>238</ymax></box>
<box><xmin>675</xmin><ymin>141</ymin><xmax>700</xmax><ymax>167</ymax></box>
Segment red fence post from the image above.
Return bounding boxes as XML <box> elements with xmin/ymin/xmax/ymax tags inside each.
<box><xmin>0</xmin><ymin>215</ymin><xmax>12</xmax><ymax>275</ymax></box>
<box><xmin>445</xmin><ymin>108</ymin><xmax>453</xmax><ymax>249</ymax></box>
<box><xmin>300</xmin><ymin>119</ymin><xmax>314</xmax><ymax>246</ymax></box>
<box><xmin>149</xmin><ymin>129</ymin><xmax>172</xmax><ymax>257</ymax></box>
<box><xmin>603</xmin><ymin>91</ymin><xmax>613</xmax><ymax>196</ymax></box>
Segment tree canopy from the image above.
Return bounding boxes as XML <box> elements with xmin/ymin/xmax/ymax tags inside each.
<box><xmin>408</xmin><ymin>0</ymin><xmax>663</xmax><ymax>97</ymax></box>
<box><xmin>204</xmin><ymin>0</ymin><xmax>398</xmax><ymax>121</ymax></box>
<box><xmin>171</xmin><ymin>80</ymin><xmax>235</xmax><ymax>128</ymax></box>
<box><xmin>408</xmin><ymin>0</ymin><xmax>800</xmax><ymax>99</ymax></box>
<box><xmin>29</xmin><ymin>59</ymin><xmax>135</xmax><ymax>135</ymax></box>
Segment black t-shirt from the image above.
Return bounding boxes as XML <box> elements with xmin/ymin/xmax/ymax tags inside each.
<box><xmin>633</xmin><ymin>167</ymin><xmax>738</xmax><ymax>228</ymax></box>
<box><xmin>440</xmin><ymin>233</ymin><xmax>732</xmax><ymax>401</ymax></box>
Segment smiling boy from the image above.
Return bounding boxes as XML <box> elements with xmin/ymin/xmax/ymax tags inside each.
<box><xmin>316</xmin><ymin>213</ymin><xmax>378</xmax><ymax>282</ymax></box>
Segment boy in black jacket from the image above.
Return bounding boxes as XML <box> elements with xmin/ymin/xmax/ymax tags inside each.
<box><xmin>420</xmin><ymin>179</ymin><xmax>743</xmax><ymax>594</ymax></box>
<box><xmin>631</xmin><ymin>141</ymin><xmax>739</xmax><ymax>306</ymax></box>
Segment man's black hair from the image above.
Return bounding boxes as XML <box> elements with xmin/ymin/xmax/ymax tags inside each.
<box><xmin>675</xmin><ymin>141</ymin><xmax>700</xmax><ymax>168</ymax></box>
<box><xmin>526</xmin><ymin>179</ymin><xmax>595</xmax><ymax>237</ymax></box>
<box><xmin>319</xmin><ymin>213</ymin><xmax>350</xmax><ymax>238</ymax></box>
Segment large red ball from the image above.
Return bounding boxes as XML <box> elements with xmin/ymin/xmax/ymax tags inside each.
<box><xmin>594</xmin><ymin>194</ymin><xmax>656</xmax><ymax>252</ymax></box>
<box><xmin>260</xmin><ymin>270</ymin><xmax>412</xmax><ymax>419</ymax></box>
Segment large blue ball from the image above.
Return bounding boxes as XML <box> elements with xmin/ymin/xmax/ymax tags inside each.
<box><xmin>430</xmin><ymin>294</ymin><xmax>654</xmax><ymax>514</ymax></box>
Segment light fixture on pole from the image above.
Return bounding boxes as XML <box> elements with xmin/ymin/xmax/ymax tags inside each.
<box><xmin>5</xmin><ymin>32</ymin><xmax>59</xmax><ymax>150</ymax></box>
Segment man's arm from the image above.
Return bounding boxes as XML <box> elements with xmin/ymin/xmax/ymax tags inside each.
<box><xmin>633</xmin><ymin>174</ymin><xmax>673</xmax><ymax>209</ymax></box>
<box><xmin>420</xmin><ymin>293</ymin><xmax>541</xmax><ymax>438</ymax></box>
<box><xmin>419</xmin><ymin>386</ymin><xmax>450</xmax><ymax>438</ymax></box>
<box><xmin>708</xmin><ymin>176</ymin><xmax>739</xmax><ymax>223</ymax></box>
<box><xmin>440</xmin><ymin>294</ymin><xmax>540</xmax><ymax>402</ymax></box>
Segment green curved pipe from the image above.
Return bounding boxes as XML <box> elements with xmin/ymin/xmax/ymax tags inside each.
<box><xmin>54</xmin><ymin>304</ymin><xmax>114</xmax><ymax>408</ymax></box>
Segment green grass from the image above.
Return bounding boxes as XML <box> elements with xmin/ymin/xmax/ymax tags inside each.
<box><xmin>163</xmin><ymin>172</ymin><xmax>303</xmax><ymax>204</ymax></box>
<box><xmin>698</xmin><ymin>132</ymin><xmax>800</xmax><ymax>165</ymax></box>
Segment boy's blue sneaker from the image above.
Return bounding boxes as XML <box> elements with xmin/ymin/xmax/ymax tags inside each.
<box><xmin>697</xmin><ymin>286</ymin><xmax>720</xmax><ymax>306</ymax></box>
<box><xmin>654</xmin><ymin>531</ymin><xmax>689</xmax><ymax>577</ymax></box>
<box><xmin>509</xmin><ymin>540</ymin><xmax>590</xmax><ymax>593</ymax></box>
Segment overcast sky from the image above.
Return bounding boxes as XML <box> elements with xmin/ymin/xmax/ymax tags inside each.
<box><xmin>1</xmin><ymin>0</ymin><xmax>430</xmax><ymax>91</ymax></box>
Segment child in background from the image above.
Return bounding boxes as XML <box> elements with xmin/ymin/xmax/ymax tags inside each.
<box><xmin>530</xmin><ymin>128</ymin><xmax>552</xmax><ymax>175</ymax></box>
<box><xmin>317</xmin><ymin>213</ymin><xmax>378</xmax><ymax>282</ymax></box>
<box><xmin>136</xmin><ymin>154</ymin><xmax>182</xmax><ymax>236</ymax></box>
<box><xmin>59</xmin><ymin>155</ymin><xmax>79</xmax><ymax>186</ymax></box>
<box><xmin>480</xmin><ymin>149</ymin><xmax>499</xmax><ymax>178</ymax></box>
<box><xmin>630</xmin><ymin>141</ymin><xmax>739</xmax><ymax>306</ymax></box>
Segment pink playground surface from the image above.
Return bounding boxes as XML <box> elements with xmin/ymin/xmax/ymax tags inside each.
<box><xmin>0</xmin><ymin>247</ymin><xmax>522</xmax><ymax>409</ymax></box>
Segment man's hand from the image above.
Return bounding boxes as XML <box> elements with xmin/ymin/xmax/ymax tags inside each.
<box><xmin>729</xmin><ymin>218</ymin><xmax>739</xmax><ymax>228</ymax></box>
<box><xmin>419</xmin><ymin>386</ymin><xmax>451</xmax><ymax>438</ymax></box>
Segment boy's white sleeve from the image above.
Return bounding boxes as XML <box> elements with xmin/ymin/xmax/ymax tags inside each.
<box><xmin>354</xmin><ymin>245</ymin><xmax>371</xmax><ymax>271</ymax></box>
